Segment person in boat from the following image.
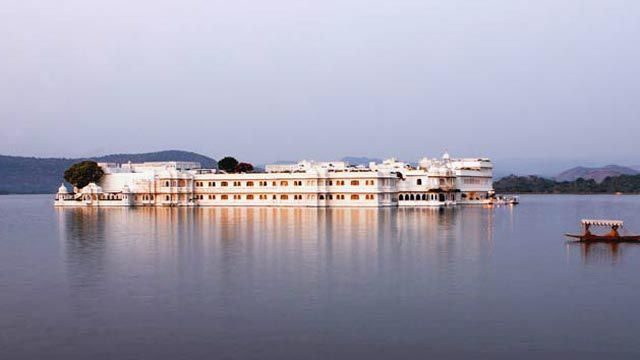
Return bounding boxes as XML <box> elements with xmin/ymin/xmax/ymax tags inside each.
<box><xmin>606</xmin><ymin>225</ymin><xmax>620</xmax><ymax>238</ymax></box>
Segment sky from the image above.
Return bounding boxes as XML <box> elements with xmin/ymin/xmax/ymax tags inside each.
<box><xmin>1</xmin><ymin>0</ymin><xmax>639</xmax><ymax>165</ymax></box>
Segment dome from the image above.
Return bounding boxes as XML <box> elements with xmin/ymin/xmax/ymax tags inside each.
<box><xmin>57</xmin><ymin>183</ymin><xmax>68</xmax><ymax>194</ymax></box>
<box><xmin>442</xmin><ymin>152</ymin><xmax>450</xmax><ymax>160</ymax></box>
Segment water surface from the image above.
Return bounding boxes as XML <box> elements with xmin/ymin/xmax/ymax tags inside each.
<box><xmin>1</xmin><ymin>195</ymin><xmax>640</xmax><ymax>359</ymax></box>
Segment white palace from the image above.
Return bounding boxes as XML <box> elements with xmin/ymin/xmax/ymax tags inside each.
<box><xmin>55</xmin><ymin>153</ymin><xmax>494</xmax><ymax>208</ymax></box>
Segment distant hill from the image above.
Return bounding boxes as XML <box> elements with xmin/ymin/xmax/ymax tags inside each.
<box><xmin>0</xmin><ymin>150</ymin><xmax>217</xmax><ymax>194</ymax></box>
<box><xmin>341</xmin><ymin>156</ymin><xmax>383</xmax><ymax>166</ymax></box>
<box><xmin>554</xmin><ymin>165</ymin><xmax>638</xmax><ymax>183</ymax></box>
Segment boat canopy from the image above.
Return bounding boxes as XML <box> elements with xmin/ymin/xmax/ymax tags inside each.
<box><xmin>581</xmin><ymin>219</ymin><xmax>623</xmax><ymax>227</ymax></box>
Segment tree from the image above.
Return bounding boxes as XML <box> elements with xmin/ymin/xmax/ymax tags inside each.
<box><xmin>235</xmin><ymin>162</ymin><xmax>254</xmax><ymax>173</ymax></box>
<box><xmin>218</xmin><ymin>156</ymin><xmax>239</xmax><ymax>173</ymax></box>
<box><xmin>63</xmin><ymin>161</ymin><xmax>104</xmax><ymax>189</ymax></box>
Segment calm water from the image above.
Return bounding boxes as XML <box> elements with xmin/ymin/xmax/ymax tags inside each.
<box><xmin>1</xmin><ymin>195</ymin><xmax>640</xmax><ymax>359</ymax></box>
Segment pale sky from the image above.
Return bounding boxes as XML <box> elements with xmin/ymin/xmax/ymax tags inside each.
<box><xmin>1</xmin><ymin>0</ymin><xmax>639</xmax><ymax>164</ymax></box>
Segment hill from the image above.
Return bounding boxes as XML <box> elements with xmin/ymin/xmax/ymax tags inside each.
<box><xmin>341</xmin><ymin>156</ymin><xmax>383</xmax><ymax>166</ymax></box>
<box><xmin>0</xmin><ymin>150</ymin><xmax>217</xmax><ymax>194</ymax></box>
<box><xmin>554</xmin><ymin>165</ymin><xmax>638</xmax><ymax>183</ymax></box>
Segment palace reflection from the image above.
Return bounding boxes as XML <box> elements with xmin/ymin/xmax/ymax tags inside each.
<box><xmin>57</xmin><ymin>206</ymin><xmax>496</xmax><ymax>300</ymax></box>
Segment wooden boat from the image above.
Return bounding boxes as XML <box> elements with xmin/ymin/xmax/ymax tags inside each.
<box><xmin>565</xmin><ymin>219</ymin><xmax>640</xmax><ymax>242</ymax></box>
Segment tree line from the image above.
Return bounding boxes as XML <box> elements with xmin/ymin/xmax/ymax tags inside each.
<box><xmin>494</xmin><ymin>174</ymin><xmax>640</xmax><ymax>194</ymax></box>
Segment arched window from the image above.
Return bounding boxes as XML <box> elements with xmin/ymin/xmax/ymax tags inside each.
<box><xmin>246</xmin><ymin>194</ymin><xmax>254</xmax><ymax>200</ymax></box>
<box><xmin>280</xmin><ymin>194</ymin><xmax>288</xmax><ymax>200</ymax></box>
<box><xmin>280</xmin><ymin>181</ymin><xmax>288</xmax><ymax>186</ymax></box>
<box><xmin>421</xmin><ymin>194</ymin><xmax>426</xmax><ymax>200</ymax></box>
<box><xmin>350</xmin><ymin>180</ymin><xmax>359</xmax><ymax>186</ymax></box>
<box><xmin>350</xmin><ymin>194</ymin><xmax>359</xmax><ymax>200</ymax></box>
<box><xmin>221</xmin><ymin>181</ymin><xmax>228</xmax><ymax>186</ymax></box>
<box><xmin>417</xmin><ymin>179</ymin><xmax>422</xmax><ymax>185</ymax></box>
<box><xmin>410</xmin><ymin>194</ymin><xmax>415</xmax><ymax>201</ymax></box>
<box><xmin>319</xmin><ymin>195</ymin><xmax>325</xmax><ymax>200</ymax></box>
<box><xmin>247</xmin><ymin>181</ymin><xmax>254</xmax><ymax>187</ymax></box>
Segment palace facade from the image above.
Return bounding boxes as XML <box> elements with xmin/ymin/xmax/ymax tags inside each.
<box><xmin>55</xmin><ymin>153</ymin><xmax>494</xmax><ymax>208</ymax></box>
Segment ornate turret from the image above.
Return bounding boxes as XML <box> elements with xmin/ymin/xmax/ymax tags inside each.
<box><xmin>57</xmin><ymin>183</ymin><xmax>68</xmax><ymax>194</ymax></box>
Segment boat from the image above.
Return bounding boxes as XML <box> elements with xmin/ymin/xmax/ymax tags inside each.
<box><xmin>491</xmin><ymin>195</ymin><xmax>519</xmax><ymax>206</ymax></box>
<box><xmin>565</xmin><ymin>219</ymin><xmax>640</xmax><ymax>242</ymax></box>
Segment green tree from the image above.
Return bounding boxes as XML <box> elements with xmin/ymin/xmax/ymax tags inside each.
<box><xmin>235</xmin><ymin>162</ymin><xmax>254</xmax><ymax>173</ymax></box>
<box><xmin>218</xmin><ymin>156</ymin><xmax>239</xmax><ymax>173</ymax></box>
<box><xmin>63</xmin><ymin>161</ymin><xmax>104</xmax><ymax>189</ymax></box>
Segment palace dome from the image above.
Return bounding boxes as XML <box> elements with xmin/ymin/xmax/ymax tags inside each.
<box><xmin>57</xmin><ymin>183</ymin><xmax>68</xmax><ymax>194</ymax></box>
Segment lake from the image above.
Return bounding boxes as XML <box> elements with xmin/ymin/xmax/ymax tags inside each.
<box><xmin>1</xmin><ymin>194</ymin><xmax>640</xmax><ymax>359</ymax></box>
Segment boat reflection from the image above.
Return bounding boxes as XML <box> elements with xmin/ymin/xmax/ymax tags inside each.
<box><xmin>567</xmin><ymin>241</ymin><xmax>640</xmax><ymax>264</ymax></box>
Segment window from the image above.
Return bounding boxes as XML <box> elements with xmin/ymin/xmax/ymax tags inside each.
<box><xmin>233</xmin><ymin>195</ymin><xmax>241</xmax><ymax>200</ymax></box>
<box><xmin>233</xmin><ymin>181</ymin><xmax>241</xmax><ymax>186</ymax></box>
<box><xmin>221</xmin><ymin>195</ymin><xmax>228</xmax><ymax>200</ymax></box>
<box><xmin>294</xmin><ymin>181</ymin><xmax>302</xmax><ymax>186</ymax></box>
<box><xmin>272</xmin><ymin>181</ymin><xmax>276</xmax><ymax>186</ymax></box>
<box><xmin>209</xmin><ymin>195</ymin><xmax>215</xmax><ymax>200</ymax></box>
<box><xmin>328</xmin><ymin>194</ymin><xmax>333</xmax><ymax>200</ymax></box>
<box><xmin>247</xmin><ymin>181</ymin><xmax>254</xmax><ymax>187</ymax></box>
<box><xmin>246</xmin><ymin>194</ymin><xmax>254</xmax><ymax>200</ymax></box>
<box><xmin>165</xmin><ymin>195</ymin><xmax>170</xmax><ymax>201</ymax></box>
<box><xmin>350</xmin><ymin>180</ymin><xmax>359</xmax><ymax>186</ymax></box>
<box><xmin>319</xmin><ymin>195</ymin><xmax>325</xmax><ymax>200</ymax></box>
<box><xmin>280</xmin><ymin>181</ymin><xmax>289</xmax><ymax>186</ymax></box>
<box><xmin>280</xmin><ymin>194</ymin><xmax>288</xmax><ymax>200</ymax></box>
<box><xmin>399</xmin><ymin>194</ymin><xmax>404</xmax><ymax>201</ymax></box>
<box><xmin>417</xmin><ymin>179</ymin><xmax>422</xmax><ymax>185</ymax></box>
<box><xmin>328</xmin><ymin>180</ymin><xmax>333</xmax><ymax>186</ymax></box>
<box><xmin>350</xmin><ymin>194</ymin><xmax>359</xmax><ymax>200</ymax></box>
<box><xmin>221</xmin><ymin>181</ymin><xmax>228</xmax><ymax>187</ymax></box>
<box><xmin>164</xmin><ymin>181</ymin><xmax>170</xmax><ymax>187</ymax></box>
<box><xmin>208</xmin><ymin>181</ymin><xmax>215</xmax><ymax>187</ymax></box>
